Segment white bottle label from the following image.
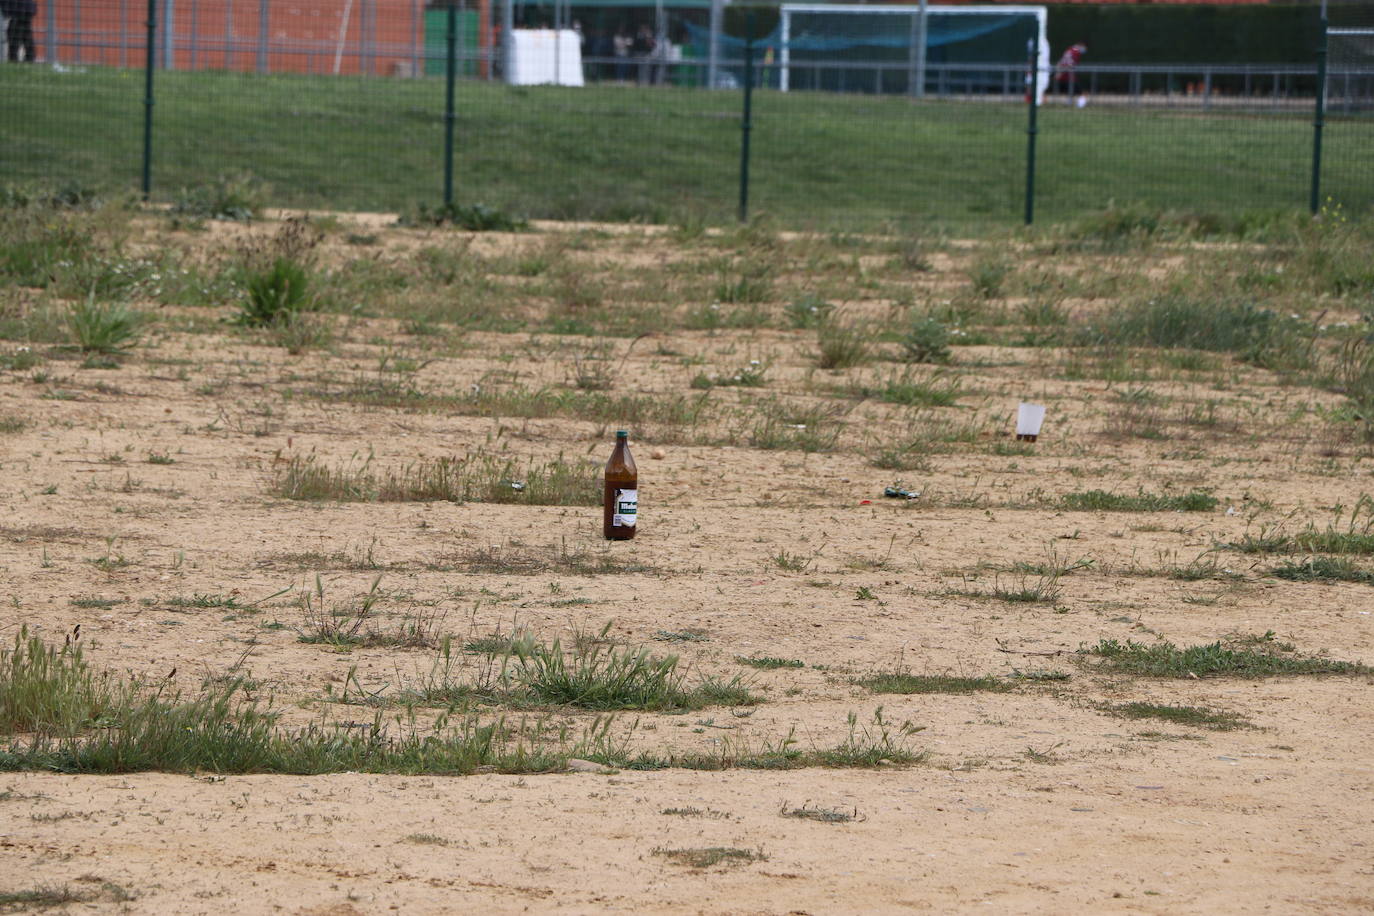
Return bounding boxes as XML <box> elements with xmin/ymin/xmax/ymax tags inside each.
<box><xmin>613</xmin><ymin>488</ymin><xmax>638</xmax><ymax>527</ymax></box>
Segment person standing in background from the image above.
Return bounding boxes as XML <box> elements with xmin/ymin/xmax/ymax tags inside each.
<box><xmin>1054</xmin><ymin>42</ymin><xmax>1087</xmax><ymax>104</ymax></box>
<box><xmin>3</xmin><ymin>0</ymin><xmax>36</xmax><ymax>62</ymax></box>
<box><xmin>632</xmin><ymin>23</ymin><xmax>655</xmax><ymax>85</ymax></box>
<box><xmin>613</xmin><ymin>26</ymin><xmax>631</xmax><ymax>82</ymax></box>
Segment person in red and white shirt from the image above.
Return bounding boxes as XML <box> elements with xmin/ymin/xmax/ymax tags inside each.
<box><xmin>1055</xmin><ymin>43</ymin><xmax>1087</xmax><ymax>102</ymax></box>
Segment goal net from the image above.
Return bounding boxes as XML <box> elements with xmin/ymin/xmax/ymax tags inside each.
<box><xmin>1328</xmin><ymin>16</ymin><xmax>1374</xmax><ymax>114</ymax></box>
<box><xmin>778</xmin><ymin>4</ymin><xmax>1048</xmax><ymax>101</ymax></box>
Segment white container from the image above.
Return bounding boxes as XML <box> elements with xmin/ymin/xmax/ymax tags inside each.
<box><xmin>508</xmin><ymin>30</ymin><xmax>584</xmax><ymax>87</ymax></box>
<box><xmin>1016</xmin><ymin>402</ymin><xmax>1045</xmax><ymax>442</ymax></box>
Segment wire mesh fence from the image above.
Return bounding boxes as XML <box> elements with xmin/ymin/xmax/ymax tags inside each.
<box><xmin>1325</xmin><ymin>1</ymin><xmax>1374</xmax><ymax>217</ymax></box>
<box><xmin>2</xmin><ymin>0</ymin><xmax>1371</xmax><ymax>232</ymax></box>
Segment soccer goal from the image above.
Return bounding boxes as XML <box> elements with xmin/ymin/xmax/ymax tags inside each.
<box><xmin>1328</xmin><ymin>25</ymin><xmax>1374</xmax><ymax>113</ymax></box>
<box><xmin>778</xmin><ymin>4</ymin><xmax>1049</xmax><ymax>102</ymax></box>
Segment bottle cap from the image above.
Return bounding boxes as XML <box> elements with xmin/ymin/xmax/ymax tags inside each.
<box><xmin>616</xmin><ymin>430</ymin><xmax>628</xmax><ymax>439</ymax></box>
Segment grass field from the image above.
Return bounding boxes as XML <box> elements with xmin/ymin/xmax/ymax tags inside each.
<box><xmin>5</xmin><ymin>64</ymin><xmax>1373</xmax><ymax>229</ymax></box>
<box><xmin>1</xmin><ymin>188</ymin><xmax>1373</xmax><ymax>908</ymax></box>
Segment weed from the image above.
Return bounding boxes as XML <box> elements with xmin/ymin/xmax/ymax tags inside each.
<box><xmin>815</xmin><ymin>318</ymin><xmax>872</xmax><ymax>369</ymax></box>
<box><xmin>504</xmin><ymin>631</ymin><xmax>757</xmax><ymax>711</ymax></box>
<box><xmin>1101</xmin><ymin>702</ymin><xmax>1253</xmax><ymax>731</ymax></box>
<box><xmin>3</xmin><ymin>661</ymin><xmax>569</xmax><ymax>776</ymax></box>
<box><xmin>266</xmin><ymin>312</ymin><xmax>333</xmax><ymax>354</ymax></box>
<box><xmin>652</xmin><ymin>847</ymin><xmax>766</xmax><ymax>868</ymax></box>
<box><xmin>854</xmin><ymin>671</ymin><xmax>1012</xmax><ymax>694</ymax></box>
<box><xmin>850</xmin><ymin>369</ymin><xmax>962</xmax><ymax>407</ymax></box>
<box><xmin>737</xmin><ymin>656</ymin><xmax>805</xmax><ymax>670</ymax></box>
<box><xmin>1087</xmin><ymin>294</ymin><xmax>1308</xmax><ymax>369</ymax></box>
<box><xmin>771</xmin><ymin>549</ymin><xmax>813</xmax><ymax>573</ymax></box>
<box><xmin>463</xmin><ymin>624</ymin><xmax>541</xmax><ymax>657</ymax></box>
<box><xmin>1009</xmin><ymin>669</ymin><xmax>1070</xmax><ymax>682</ymax></box>
<box><xmin>1022</xmin><ymin>742</ymin><xmax>1066</xmax><ymax>765</ymax></box>
<box><xmin>458</xmin><ymin>541</ymin><xmax>656</xmax><ymax>576</ymax></box>
<box><xmin>747</xmin><ymin>399</ymin><xmax>845</xmax><ymax>453</ymax></box>
<box><xmin>888</xmin><ymin>235</ymin><xmax>933</xmax><ymax>271</ymax></box>
<box><xmin>69</xmin><ymin>596</ymin><xmax>122</xmax><ymax>609</ymax></box>
<box><xmin>0</xmin><ymin>886</ymin><xmax>100</xmax><ymax>909</ymax></box>
<box><xmin>401</xmin><ymin>202</ymin><xmax>528</xmax><ymax>231</ymax></box>
<box><xmin>402</xmin><ymin>833</ymin><xmax>451</xmax><ymax>846</ymax></box>
<box><xmin>713</xmin><ymin>267</ymin><xmax>774</xmax><ymax>305</ymax></box>
<box><xmin>1225</xmin><ymin>503</ymin><xmax>1374</xmax><ymax>555</ymax></box>
<box><xmin>661</xmin><ymin>806</ymin><xmax>729</xmax><ymax>818</ymax></box>
<box><xmin>653</xmin><ymin>629</ymin><xmax>709</xmax><ymax>643</ymax></box>
<box><xmin>296</xmin><ymin>576</ymin><xmax>384</xmax><ymax>648</ymax></box>
<box><xmin>1081</xmin><ymin>634</ymin><xmax>1368</xmax><ymax>678</ymax></box>
<box><xmin>785</xmin><ymin>294</ymin><xmax>834</xmax><ymax>329</ymax></box>
<box><xmin>0</xmin><ymin>346</ymin><xmax>42</xmax><ymax>371</ymax></box>
<box><xmin>271</xmin><ymin>455</ymin><xmax>375</xmax><ymax>501</ymax></box>
<box><xmin>68</xmin><ymin>296</ymin><xmax>141</xmax><ymax>354</ymax></box>
<box><xmin>697</xmin><ymin>360</ymin><xmax>768</xmax><ymax>389</ymax></box>
<box><xmin>1060</xmin><ymin>489</ymin><xmax>1218</xmax><ymax>513</ymax></box>
<box><xmin>239</xmin><ymin>257</ymin><xmax>312</xmax><ymax>328</ymax></box>
<box><xmin>900</xmin><ymin>315</ymin><xmax>951</xmax><ymax>364</ymax></box>
<box><xmin>968</xmin><ymin>253</ymin><xmax>1012</xmax><ymax>298</ymax></box>
<box><xmin>949</xmin><ymin>569</ymin><xmax>1063</xmax><ymax>604</ymax></box>
<box><xmin>271</xmin><ymin>453</ymin><xmax>598</xmax><ymax>506</ymax></box>
<box><xmin>780</xmin><ymin>802</ymin><xmax>861</xmax><ymax>823</ymax></box>
<box><xmin>809</xmin><ymin>708</ymin><xmax>926</xmax><ymax>767</ymax></box>
<box><xmin>0</xmin><ymin>627</ymin><xmax>124</xmax><ymax>736</ymax></box>
<box><xmin>1270</xmin><ymin>556</ymin><xmax>1374</xmax><ymax>584</ymax></box>
<box><xmin>993</xmin><ymin>573</ymin><xmax>1065</xmax><ymax>603</ymax></box>
<box><xmin>171</xmin><ymin>171</ymin><xmax>265</xmax><ymax>221</ymax></box>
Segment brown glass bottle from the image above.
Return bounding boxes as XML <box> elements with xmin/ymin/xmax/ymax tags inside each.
<box><xmin>603</xmin><ymin>430</ymin><xmax>638</xmax><ymax>540</ymax></box>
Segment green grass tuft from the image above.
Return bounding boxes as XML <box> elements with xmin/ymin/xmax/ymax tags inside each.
<box><xmin>1060</xmin><ymin>489</ymin><xmax>1218</xmax><ymax>513</ymax></box>
<box><xmin>854</xmin><ymin>672</ymin><xmax>1012</xmax><ymax>694</ymax></box>
<box><xmin>1082</xmin><ymin>634</ymin><xmax>1369</xmax><ymax>678</ymax></box>
<box><xmin>271</xmin><ymin>452</ymin><xmax>598</xmax><ymax>506</ymax></box>
<box><xmin>652</xmin><ymin>847</ymin><xmax>767</xmax><ymax>868</ymax></box>
<box><xmin>736</xmin><ymin>656</ymin><xmax>805</xmax><ymax>670</ymax></box>
<box><xmin>1102</xmin><ymin>702</ymin><xmax>1253</xmax><ymax>731</ymax></box>
<box><xmin>1270</xmin><ymin>556</ymin><xmax>1374</xmax><ymax>583</ymax></box>
<box><xmin>68</xmin><ymin>297</ymin><xmax>142</xmax><ymax>354</ymax></box>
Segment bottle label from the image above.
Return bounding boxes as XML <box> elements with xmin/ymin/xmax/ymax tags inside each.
<box><xmin>613</xmin><ymin>488</ymin><xmax>638</xmax><ymax>527</ymax></box>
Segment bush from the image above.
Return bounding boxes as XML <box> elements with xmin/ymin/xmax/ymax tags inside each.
<box><xmin>239</xmin><ymin>257</ymin><xmax>312</xmax><ymax>327</ymax></box>
<box><xmin>785</xmin><ymin>294</ymin><xmax>835</xmax><ymax>329</ymax></box>
<box><xmin>900</xmin><ymin>315</ymin><xmax>951</xmax><ymax>364</ymax></box>
<box><xmin>968</xmin><ymin>253</ymin><xmax>1012</xmax><ymax>299</ymax></box>
<box><xmin>400</xmin><ymin>202</ymin><xmax>529</xmax><ymax>232</ymax></box>
<box><xmin>815</xmin><ymin>319</ymin><xmax>871</xmax><ymax>370</ymax></box>
<box><xmin>1088</xmin><ymin>294</ymin><xmax>1309</xmax><ymax>369</ymax></box>
<box><xmin>171</xmin><ymin>172</ymin><xmax>266</xmax><ymax>222</ymax></box>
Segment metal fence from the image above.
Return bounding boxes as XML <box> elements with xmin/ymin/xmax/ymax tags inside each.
<box><xmin>2</xmin><ymin>0</ymin><xmax>1372</xmax><ymax>230</ymax></box>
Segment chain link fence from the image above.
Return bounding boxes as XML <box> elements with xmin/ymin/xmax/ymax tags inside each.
<box><xmin>2</xmin><ymin>0</ymin><xmax>1370</xmax><ymax>231</ymax></box>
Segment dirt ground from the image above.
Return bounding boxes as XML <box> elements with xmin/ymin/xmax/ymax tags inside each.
<box><xmin>2</xmin><ymin>212</ymin><xmax>1372</xmax><ymax>913</ymax></box>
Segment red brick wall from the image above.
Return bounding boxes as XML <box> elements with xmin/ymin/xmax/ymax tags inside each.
<box><xmin>37</xmin><ymin>0</ymin><xmax>425</xmax><ymax>75</ymax></box>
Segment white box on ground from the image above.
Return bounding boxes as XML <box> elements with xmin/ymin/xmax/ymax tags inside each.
<box><xmin>1016</xmin><ymin>402</ymin><xmax>1046</xmax><ymax>437</ymax></box>
<box><xmin>508</xmin><ymin>30</ymin><xmax>584</xmax><ymax>87</ymax></box>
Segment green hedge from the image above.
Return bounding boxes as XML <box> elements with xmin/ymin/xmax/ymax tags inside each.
<box><xmin>1046</xmin><ymin>5</ymin><xmax>1323</xmax><ymax>64</ymax></box>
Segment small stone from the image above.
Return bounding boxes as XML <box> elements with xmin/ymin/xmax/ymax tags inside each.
<box><xmin>650</xmin><ymin>448</ymin><xmax>666</xmax><ymax>460</ymax></box>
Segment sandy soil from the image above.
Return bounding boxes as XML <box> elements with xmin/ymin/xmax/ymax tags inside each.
<box><xmin>1</xmin><ymin>214</ymin><xmax>1372</xmax><ymax>913</ymax></box>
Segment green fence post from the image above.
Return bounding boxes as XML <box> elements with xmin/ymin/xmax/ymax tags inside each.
<box><xmin>443</xmin><ymin>2</ymin><xmax>457</xmax><ymax>207</ymax></box>
<box><xmin>738</xmin><ymin>10</ymin><xmax>755</xmax><ymax>224</ymax></box>
<box><xmin>1024</xmin><ymin>39</ymin><xmax>1038</xmax><ymax>226</ymax></box>
<box><xmin>142</xmin><ymin>0</ymin><xmax>157</xmax><ymax>200</ymax></box>
<box><xmin>1310</xmin><ymin>15</ymin><xmax>1328</xmax><ymax>215</ymax></box>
